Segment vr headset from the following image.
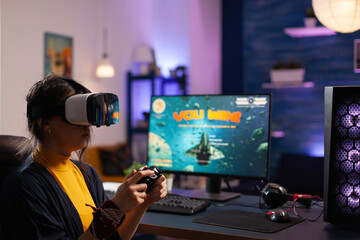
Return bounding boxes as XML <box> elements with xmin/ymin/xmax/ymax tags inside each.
<box><xmin>65</xmin><ymin>93</ymin><xmax>119</xmax><ymax>127</ymax></box>
<box><xmin>27</xmin><ymin>92</ymin><xmax>119</xmax><ymax>127</ymax></box>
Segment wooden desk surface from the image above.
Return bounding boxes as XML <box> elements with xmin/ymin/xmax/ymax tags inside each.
<box><xmin>137</xmin><ymin>191</ymin><xmax>360</xmax><ymax>240</ymax></box>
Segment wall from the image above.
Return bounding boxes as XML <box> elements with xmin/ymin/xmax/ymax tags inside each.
<box><xmin>0</xmin><ymin>0</ymin><xmax>2</xmax><ymax>130</ymax></box>
<box><xmin>0</xmin><ymin>0</ymin><xmax>102</xmax><ymax>139</ymax></box>
<box><xmin>92</xmin><ymin>0</ymin><xmax>156</xmax><ymax>145</ymax></box>
<box><xmin>0</xmin><ymin>0</ymin><xmax>222</xmax><ymax>146</ymax></box>
<box><xmin>222</xmin><ymin>0</ymin><xmax>243</xmax><ymax>94</ymax></box>
<box><xmin>151</xmin><ymin>0</ymin><xmax>191</xmax><ymax>78</ymax></box>
<box><xmin>223</xmin><ymin>0</ymin><xmax>360</xmax><ymax>178</ymax></box>
<box><xmin>189</xmin><ymin>0</ymin><xmax>222</xmax><ymax>94</ymax></box>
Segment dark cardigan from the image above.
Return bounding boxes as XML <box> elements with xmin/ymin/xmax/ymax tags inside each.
<box><xmin>0</xmin><ymin>157</ymin><xmax>121</xmax><ymax>240</ymax></box>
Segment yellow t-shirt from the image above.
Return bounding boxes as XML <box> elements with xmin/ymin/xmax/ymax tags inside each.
<box><xmin>32</xmin><ymin>145</ymin><xmax>95</xmax><ymax>232</ymax></box>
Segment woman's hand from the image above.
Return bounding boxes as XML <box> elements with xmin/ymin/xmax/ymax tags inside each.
<box><xmin>111</xmin><ymin>169</ymin><xmax>155</xmax><ymax>213</ymax></box>
<box><xmin>143</xmin><ymin>175</ymin><xmax>167</xmax><ymax>206</ymax></box>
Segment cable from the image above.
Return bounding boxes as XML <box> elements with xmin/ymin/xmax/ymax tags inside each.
<box><xmin>217</xmin><ymin>187</ymin><xmax>324</xmax><ymax>222</ymax></box>
<box><xmin>215</xmin><ymin>184</ymin><xmax>269</xmax><ymax>210</ymax></box>
<box><xmin>286</xmin><ymin>195</ymin><xmax>324</xmax><ymax>222</ymax></box>
<box><xmin>223</xmin><ymin>178</ymin><xmax>233</xmax><ymax>192</ymax></box>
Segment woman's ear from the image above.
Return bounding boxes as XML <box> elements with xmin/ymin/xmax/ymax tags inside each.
<box><xmin>37</xmin><ymin>118</ymin><xmax>51</xmax><ymax>135</ymax></box>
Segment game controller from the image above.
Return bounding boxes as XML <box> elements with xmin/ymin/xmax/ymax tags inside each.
<box><xmin>137</xmin><ymin>166</ymin><xmax>163</xmax><ymax>193</ymax></box>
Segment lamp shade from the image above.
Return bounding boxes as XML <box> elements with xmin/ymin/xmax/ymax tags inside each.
<box><xmin>312</xmin><ymin>0</ymin><xmax>360</xmax><ymax>33</ymax></box>
<box><xmin>133</xmin><ymin>45</ymin><xmax>153</xmax><ymax>62</ymax></box>
<box><xmin>96</xmin><ymin>54</ymin><xmax>115</xmax><ymax>78</ymax></box>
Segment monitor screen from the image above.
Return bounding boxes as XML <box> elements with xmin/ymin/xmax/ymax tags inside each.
<box><xmin>147</xmin><ymin>94</ymin><xmax>271</xmax><ymax>181</ymax></box>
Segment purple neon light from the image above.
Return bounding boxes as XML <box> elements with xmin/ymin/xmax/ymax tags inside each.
<box><xmin>336</xmin><ymin>194</ymin><xmax>347</xmax><ymax>207</ymax></box>
<box><xmin>344</xmin><ymin>97</ymin><xmax>354</xmax><ymax>105</ymax></box>
<box><xmin>283</xmin><ymin>26</ymin><xmax>336</xmax><ymax>38</ymax></box>
<box><xmin>349</xmin><ymin>127</ymin><xmax>360</xmax><ymax>139</ymax></box>
<box><xmin>349</xmin><ymin>150</ymin><xmax>360</xmax><ymax>163</ymax></box>
<box><xmin>348</xmin><ymin>173</ymin><xmax>360</xmax><ymax>186</ymax></box>
<box><xmin>338</xmin><ymin>126</ymin><xmax>348</xmax><ymax>138</ymax></box>
<box><xmin>341</xmin><ymin>114</ymin><xmax>353</xmax><ymax>128</ymax></box>
<box><xmin>335</xmin><ymin>172</ymin><xmax>347</xmax><ymax>185</ymax></box>
<box><xmin>334</xmin><ymin>160</ymin><xmax>340</xmax><ymax>171</ymax></box>
<box><xmin>355</xmin><ymin>185</ymin><xmax>360</xmax><ymax>195</ymax></box>
<box><xmin>342</xmin><ymin>139</ymin><xmax>353</xmax><ymax>151</ymax></box>
<box><xmin>271</xmin><ymin>131</ymin><xmax>285</xmax><ymax>138</ymax></box>
<box><xmin>343</xmin><ymin>207</ymin><xmax>352</xmax><ymax>215</ymax></box>
<box><xmin>356</xmin><ymin>162</ymin><xmax>360</xmax><ymax>172</ymax></box>
<box><xmin>335</xmin><ymin>149</ymin><xmax>347</xmax><ymax>161</ymax></box>
<box><xmin>355</xmin><ymin>208</ymin><xmax>360</xmax><ymax>215</ymax></box>
<box><xmin>341</xmin><ymin>161</ymin><xmax>353</xmax><ymax>173</ymax></box>
<box><xmin>333</xmin><ymin>95</ymin><xmax>360</xmax><ymax>216</ymax></box>
<box><xmin>341</xmin><ymin>183</ymin><xmax>353</xmax><ymax>197</ymax></box>
<box><xmin>356</xmin><ymin>140</ymin><xmax>360</xmax><ymax>150</ymax></box>
<box><xmin>349</xmin><ymin>104</ymin><xmax>360</xmax><ymax>116</ymax></box>
<box><xmin>356</xmin><ymin>116</ymin><xmax>360</xmax><ymax>127</ymax></box>
<box><xmin>337</xmin><ymin>104</ymin><xmax>348</xmax><ymax>116</ymax></box>
<box><xmin>349</xmin><ymin>193</ymin><xmax>359</xmax><ymax>209</ymax></box>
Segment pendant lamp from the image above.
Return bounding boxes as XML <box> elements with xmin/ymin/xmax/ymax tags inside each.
<box><xmin>96</xmin><ymin>26</ymin><xmax>115</xmax><ymax>78</ymax></box>
<box><xmin>312</xmin><ymin>0</ymin><xmax>360</xmax><ymax>33</ymax></box>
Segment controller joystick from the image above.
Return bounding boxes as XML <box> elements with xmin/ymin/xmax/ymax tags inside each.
<box><xmin>137</xmin><ymin>166</ymin><xmax>163</xmax><ymax>193</ymax></box>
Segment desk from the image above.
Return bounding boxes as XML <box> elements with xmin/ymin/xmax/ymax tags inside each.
<box><xmin>137</xmin><ymin>190</ymin><xmax>360</xmax><ymax>240</ymax></box>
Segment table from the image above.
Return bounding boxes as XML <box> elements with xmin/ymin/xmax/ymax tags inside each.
<box><xmin>136</xmin><ymin>190</ymin><xmax>360</xmax><ymax>240</ymax></box>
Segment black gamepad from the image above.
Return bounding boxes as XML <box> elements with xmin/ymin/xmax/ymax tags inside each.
<box><xmin>137</xmin><ymin>166</ymin><xmax>163</xmax><ymax>193</ymax></box>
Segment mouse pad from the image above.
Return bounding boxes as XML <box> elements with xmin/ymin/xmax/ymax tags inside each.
<box><xmin>193</xmin><ymin>210</ymin><xmax>304</xmax><ymax>233</ymax></box>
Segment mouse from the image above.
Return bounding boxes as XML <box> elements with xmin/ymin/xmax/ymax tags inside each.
<box><xmin>266</xmin><ymin>209</ymin><xmax>291</xmax><ymax>223</ymax></box>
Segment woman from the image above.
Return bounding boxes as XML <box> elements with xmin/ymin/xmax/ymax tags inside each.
<box><xmin>0</xmin><ymin>74</ymin><xmax>167</xmax><ymax>240</ymax></box>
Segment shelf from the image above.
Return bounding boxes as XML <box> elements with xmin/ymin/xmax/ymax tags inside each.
<box><xmin>128</xmin><ymin>73</ymin><xmax>155</xmax><ymax>80</ymax></box>
<box><xmin>284</xmin><ymin>26</ymin><xmax>336</xmax><ymax>38</ymax></box>
<box><xmin>127</xmin><ymin>71</ymin><xmax>156</xmax><ymax>152</ymax></box>
<box><xmin>262</xmin><ymin>82</ymin><xmax>315</xmax><ymax>89</ymax></box>
<box><xmin>127</xmin><ymin>71</ymin><xmax>187</xmax><ymax>160</ymax></box>
<box><xmin>130</xmin><ymin>127</ymin><xmax>148</xmax><ymax>134</ymax></box>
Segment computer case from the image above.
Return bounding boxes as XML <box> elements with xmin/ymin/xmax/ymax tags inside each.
<box><xmin>324</xmin><ymin>86</ymin><xmax>360</xmax><ymax>225</ymax></box>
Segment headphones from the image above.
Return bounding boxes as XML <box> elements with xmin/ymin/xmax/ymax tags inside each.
<box><xmin>261</xmin><ymin>183</ymin><xmax>312</xmax><ymax>208</ymax></box>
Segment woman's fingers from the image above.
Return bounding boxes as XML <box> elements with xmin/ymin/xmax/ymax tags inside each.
<box><xmin>144</xmin><ymin>176</ymin><xmax>167</xmax><ymax>203</ymax></box>
<box><xmin>125</xmin><ymin>169</ymin><xmax>137</xmax><ymax>180</ymax></box>
<box><xmin>127</xmin><ymin>169</ymin><xmax>155</xmax><ymax>184</ymax></box>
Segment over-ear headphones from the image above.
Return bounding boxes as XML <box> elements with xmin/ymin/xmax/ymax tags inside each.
<box><xmin>261</xmin><ymin>183</ymin><xmax>312</xmax><ymax>208</ymax></box>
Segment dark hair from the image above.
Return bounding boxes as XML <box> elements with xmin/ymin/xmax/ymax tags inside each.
<box><xmin>25</xmin><ymin>74</ymin><xmax>92</xmax><ymax>161</ymax></box>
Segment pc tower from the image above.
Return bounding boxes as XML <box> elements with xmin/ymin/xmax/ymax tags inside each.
<box><xmin>324</xmin><ymin>86</ymin><xmax>360</xmax><ymax>225</ymax></box>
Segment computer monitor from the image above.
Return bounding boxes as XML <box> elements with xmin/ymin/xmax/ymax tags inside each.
<box><xmin>147</xmin><ymin>94</ymin><xmax>272</xmax><ymax>201</ymax></box>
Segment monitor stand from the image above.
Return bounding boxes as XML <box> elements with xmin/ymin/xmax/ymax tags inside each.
<box><xmin>174</xmin><ymin>176</ymin><xmax>241</xmax><ymax>202</ymax></box>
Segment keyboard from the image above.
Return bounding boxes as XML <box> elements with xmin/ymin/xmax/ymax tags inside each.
<box><xmin>147</xmin><ymin>194</ymin><xmax>212</xmax><ymax>215</ymax></box>
<box><xmin>105</xmin><ymin>190</ymin><xmax>116</xmax><ymax>199</ymax></box>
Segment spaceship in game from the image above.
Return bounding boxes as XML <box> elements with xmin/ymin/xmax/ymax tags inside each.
<box><xmin>185</xmin><ymin>132</ymin><xmax>224</xmax><ymax>165</ymax></box>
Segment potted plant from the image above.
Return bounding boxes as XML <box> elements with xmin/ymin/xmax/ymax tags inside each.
<box><xmin>304</xmin><ymin>7</ymin><xmax>317</xmax><ymax>28</ymax></box>
<box><xmin>270</xmin><ymin>60</ymin><xmax>305</xmax><ymax>84</ymax></box>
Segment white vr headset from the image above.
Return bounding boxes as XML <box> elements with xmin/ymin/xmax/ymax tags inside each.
<box><xmin>65</xmin><ymin>93</ymin><xmax>119</xmax><ymax>127</ymax></box>
<box><xmin>27</xmin><ymin>92</ymin><xmax>119</xmax><ymax>127</ymax></box>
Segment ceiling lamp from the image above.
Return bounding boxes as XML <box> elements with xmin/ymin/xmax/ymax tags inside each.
<box><xmin>96</xmin><ymin>29</ymin><xmax>115</xmax><ymax>78</ymax></box>
<box><xmin>96</xmin><ymin>55</ymin><xmax>115</xmax><ymax>78</ymax></box>
<box><xmin>312</xmin><ymin>0</ymin><xmax>360</xmax><ymax>33</ymax></box>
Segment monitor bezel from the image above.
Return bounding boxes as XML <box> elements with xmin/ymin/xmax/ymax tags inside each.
<box><xmin>146</xmin><ymin>93</ymin><xmax>272</xmax><ymax>181</ymax></box>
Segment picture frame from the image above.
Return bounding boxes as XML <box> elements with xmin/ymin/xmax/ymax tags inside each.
<box><xmin>44</xmin><ymin>32</ymin><xmax>73</xmax><ymax>77</ymax></box>
<box><xmin>354</xmin><ymin>39</ymin><xmax>360</xmax><ymax>73</ymax></box>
